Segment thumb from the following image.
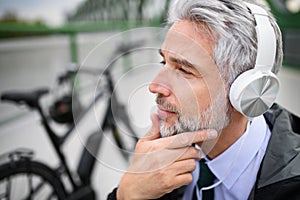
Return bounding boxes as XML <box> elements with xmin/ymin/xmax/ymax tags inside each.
<box><xmin>142</xmin><ymin>113</ymin><xmax>161</xmax><ymax>141</ymax></box>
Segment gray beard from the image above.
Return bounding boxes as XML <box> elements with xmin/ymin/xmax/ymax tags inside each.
<box><xmin>159</xmin><ymin>92</ymin><xmax>230</xmax><ymax>137</ymax></box>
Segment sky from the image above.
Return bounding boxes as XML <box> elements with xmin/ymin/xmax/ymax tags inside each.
<box><xmin>0</xmin><ymin>0</ymin><xmax>85</xmax><ymax>26</ymax></box>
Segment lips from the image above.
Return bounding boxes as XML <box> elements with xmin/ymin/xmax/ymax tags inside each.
<box><xmin>157</xmin><ymin>105</ymin><xmax>177</xmax><ymax>118</ymax></box>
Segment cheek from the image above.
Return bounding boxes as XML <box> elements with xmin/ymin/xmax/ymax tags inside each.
<box><xmin>172</xmin><ymin>78</ymin><xmax>210</xmax><ymax>115</ymax></box>
<box><xmin>194</xmin><ymin>83</ymin><xmax>211</xmax><ymax>112</ymax></box>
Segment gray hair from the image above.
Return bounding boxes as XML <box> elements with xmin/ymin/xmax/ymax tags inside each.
<box><xmin>167</xmin><ymin>0</ymin><xmax>283</xmax><ymax>87</ymax></box>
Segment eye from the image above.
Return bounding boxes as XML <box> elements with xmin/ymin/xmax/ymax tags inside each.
<box><xmin>178</xmin><ymin>67</ymin><xmax>192</xmax><ymax>75</ymax></box>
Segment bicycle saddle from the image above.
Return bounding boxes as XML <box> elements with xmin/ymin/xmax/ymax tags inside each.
<box><xmin>1</xmin><ymin>88</ymin><xmax>49</xmax><ymax>108</ymax></box>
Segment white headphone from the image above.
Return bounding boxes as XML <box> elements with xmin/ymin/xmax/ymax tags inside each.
<box><xmin>229</xmin><ymin>3</ymin><xmax>280</xmax><ymax>118</ymax></box>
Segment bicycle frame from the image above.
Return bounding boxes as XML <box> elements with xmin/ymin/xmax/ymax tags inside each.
<box><xmin>33</xmin><ymin>69</ymin><xmax>132</xmax><ymax>191</ymax></box>
<box><xmin>0</xmin><ymin>41</ymin><xmax>142</xmax><ymax>199</ymax></box>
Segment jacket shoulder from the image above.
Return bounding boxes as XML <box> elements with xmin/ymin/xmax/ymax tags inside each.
<box><xmin>254</xmin><ymin>175</ymin><xmax>300</xmax><ymax>200</ymax></box>
<box><xmin>264</xmin><ymin>103</ymin><xmax>300</xmax><ymax>133</ymax></box>
<box><xmin>254</xmin><ymin>104</ymin><xmax>300</xmax><ymax>190</ymax></box>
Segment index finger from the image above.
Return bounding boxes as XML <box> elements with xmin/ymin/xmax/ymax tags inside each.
<box><xmin>164</xmin><ymin>129</ymin><xmax>218</xmax><ymax>149</ymax></box>
<box><xmin>140</xmin><ymin>114</ymin><xmax>161</xmax><ymax>141</ymax></box>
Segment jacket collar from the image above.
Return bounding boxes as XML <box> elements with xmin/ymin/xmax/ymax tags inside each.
<box><xmin>257</xmin><ymin>103</ymin><xmax>300</xmax><ymax>188</ymax></box>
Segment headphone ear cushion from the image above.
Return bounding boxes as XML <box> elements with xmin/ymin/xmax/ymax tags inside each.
<box><xmin>229</xmin><ymin>69</ymin><xmax>279</xmax><ymax>118</ymax></box>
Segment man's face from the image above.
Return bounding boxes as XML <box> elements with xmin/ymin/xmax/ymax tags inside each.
<box><xmin>149</xmin><ymin>20</ymin><xmax>230</xmax><ymax>137</ymax></box>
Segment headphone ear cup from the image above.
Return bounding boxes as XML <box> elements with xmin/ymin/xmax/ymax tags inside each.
<box><xmin>229</xmin><ymin>69</ymin><xmax>279</xmax><ymax>118</ymax></box>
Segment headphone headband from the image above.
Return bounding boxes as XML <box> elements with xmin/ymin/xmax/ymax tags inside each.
<box><xmin>229</xmin><ymin>2</ymin><xmax>279</xmax><ymax>118</ymax></box>
<box><xmin>245</xmin><ymin>2</ymin><xmax>276</xmax><ymax>71</ymax></box>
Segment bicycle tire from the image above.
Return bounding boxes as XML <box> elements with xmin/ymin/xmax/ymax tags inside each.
<box><xmin>0</xmin><ymin>159</ymin><xmax>66</xmax><ymax>200</ymax></box>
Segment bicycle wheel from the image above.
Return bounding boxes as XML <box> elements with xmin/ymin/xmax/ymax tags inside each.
<box><xmin>0</xmin><ymin>159</ymin><xmax>66</xmax><ymax>200</ymax></box>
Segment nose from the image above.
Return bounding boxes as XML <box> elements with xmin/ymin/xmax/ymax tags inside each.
<box><xmin>149</xmin><ymin>69</ymin><xmax>172</xmax><ymax>97</ymax></box>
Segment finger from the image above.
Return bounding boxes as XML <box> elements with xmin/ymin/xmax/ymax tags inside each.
<box><xmin>157</xmin><ymin>161</ymin><xmax>195</xmax><ymax>194</ymax></box>
<box><xmin>150</xmin><ymin>113</ymin><xmax>160</xmax><ymax>135</ymax></box>
<box><xmin>177</xmin><ymin>146</ymin><xmax>201</xmax><ymax>161</ymax></box>
<box><xmin>170</xmin><ymin>159</ymin><xmax>197</xmax><ymax>175</ymax></box>
<box><xmin>141</xmin><ymin>113</ymin><xmax>161</xmax><ymax>141</ymax></box>
<box><xmin>173</xmin><ymin>173</ymin><xmax>193</xmax><ymax>188</ymax></box>
<box><xmin>165</xmin><ymin>129</ymin><xmax>218</xmax><ymax>149</ymax></box>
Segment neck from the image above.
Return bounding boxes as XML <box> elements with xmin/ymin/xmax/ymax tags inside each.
<box><xmin>198</xmin><ymin>110</ymin><xmax>248</xmax><ymax>159</ymax></box>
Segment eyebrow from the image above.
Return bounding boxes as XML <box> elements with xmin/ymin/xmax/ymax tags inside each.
<box><xmin>159</xmin><ymin>49</ymin><xmax>198</xmax><ymax>70</ymax></box>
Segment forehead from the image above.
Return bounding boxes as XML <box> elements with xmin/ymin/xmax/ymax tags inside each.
<box><xmin>162</xmin><ymin>20</ymin><xmax>214</xmax><ymax>66</ymax></box>
<box><xmin>172</xmin><ymin>20</ymin><xmax>214</xmax><ymax>54</ymax></box>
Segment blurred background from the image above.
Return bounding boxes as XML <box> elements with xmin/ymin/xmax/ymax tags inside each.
<box><xmin>0</xmin><ymin>0</ymin><xmax>299</xmax><ymax>199</ymax></box>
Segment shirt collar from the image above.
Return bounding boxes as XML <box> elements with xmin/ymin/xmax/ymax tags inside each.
<box><xmin>204</xmin><ymin>115</ymin><xmax>268</xmax><ymax>189</ymax></box>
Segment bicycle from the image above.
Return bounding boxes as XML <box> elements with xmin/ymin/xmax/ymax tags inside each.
<box><xmin>0</xmin><ymin>41</ymin><xmax>142</xmax><ymax>200</ymax></box>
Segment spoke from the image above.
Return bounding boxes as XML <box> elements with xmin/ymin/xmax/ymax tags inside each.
<box><xmin>0</xmin><ymin>179</ymin><xmax>10</xmax><ymax>199</ymax></box>
<box><xmin>46</xmin><ymin>192</ymin><xmax>55</xmax><ymax>200</ymax></box>
<box><xmin>6</xmin><ymin>177</ymin><xmax>11</xmax><ymax>200</ymax></box>
<box><xmin>21</xmin><ymin>173</ymin><xmax>34</xmax><ymax>200</ymax></box>
<box><xmin>23</xmin><ymin>178</ymin><xmax>46</xmax><ymax>200</ymax></box>
<box><xmin>31</xmin><ymin>182</ymin><xmax>45</xmax><ymax>195</ymax></box>
<box><xmin>29</xmin><ymin>173</ymin><xmax>33</xmax><ymax>199</ymax></box>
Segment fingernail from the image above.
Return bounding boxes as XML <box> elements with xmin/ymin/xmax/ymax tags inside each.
<box><xmin>207</xmin><ymin>129</ymin><xmax>218</xmax><ymax>139</ymax></box>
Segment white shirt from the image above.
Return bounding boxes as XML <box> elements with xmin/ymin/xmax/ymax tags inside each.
<box><xmin>183</xmin><ymin>115</ymin><xmax>271</xmax><ymax>200</ymax></box>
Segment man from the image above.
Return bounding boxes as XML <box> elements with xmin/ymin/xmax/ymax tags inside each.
<box><xmin>108</xmin><ymin>0</ymin><xmax>300</xmax><ymax>199</ymax></box>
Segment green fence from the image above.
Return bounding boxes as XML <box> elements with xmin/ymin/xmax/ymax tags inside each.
<box><xmin>0</xmin><ymin>20</ymin><xmax>161</xmax><ymax>63</ymax></box>
<box><xmin>265</xmin><ymin>0</ymin><xmax>300</xmax><ymax>69</ymax></box>
<box><xmin>0</xmin><ymin>0</ymin><xmax>299</xmax><ymax>68</ymax></box>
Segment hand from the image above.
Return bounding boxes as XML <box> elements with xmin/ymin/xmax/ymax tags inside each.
<box><xmin>117</xmin><ymin>114</ymin><xmax>217</xmax><ymax>200</ymax></box>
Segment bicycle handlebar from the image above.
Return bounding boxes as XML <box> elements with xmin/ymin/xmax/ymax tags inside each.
<box><xmin>1</xmin><ymin>88</ymin><xmax>49</xmax><ymax>108</ymax></box>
